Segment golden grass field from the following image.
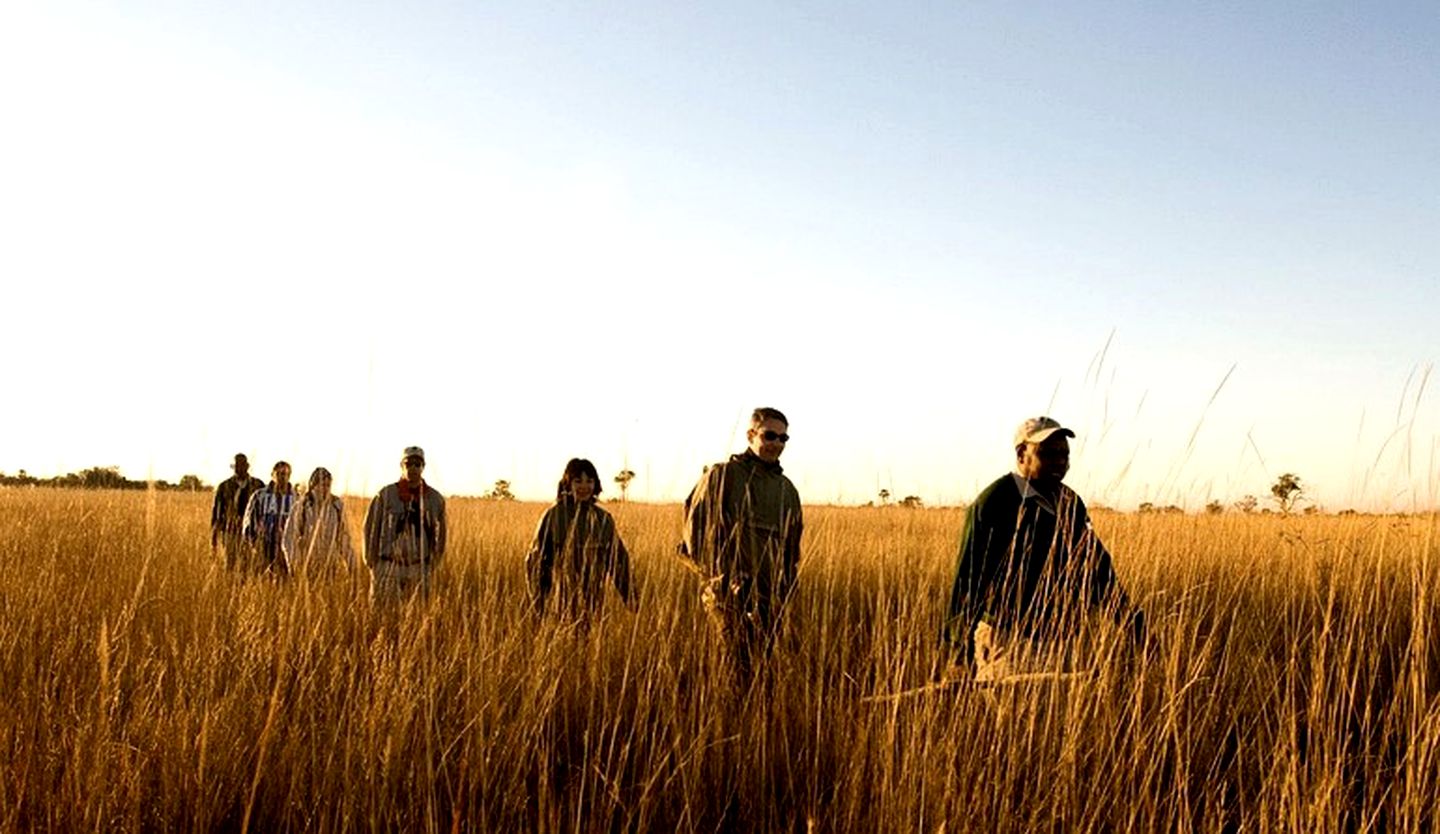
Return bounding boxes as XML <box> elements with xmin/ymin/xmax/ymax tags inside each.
<box><xmin>1</xmin><ymin>488</ymin><xmax>1437</xmax><ymax>832</ymax></box>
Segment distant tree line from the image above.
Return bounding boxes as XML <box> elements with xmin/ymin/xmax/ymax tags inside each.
<box><xmin>0</xmin><ymin>466</ymin><xmax>208</xmax><ymax>492</ymax></box>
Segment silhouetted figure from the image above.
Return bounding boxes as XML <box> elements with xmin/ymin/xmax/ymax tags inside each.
<box><xmin>211</xmin><ymin>453</ymin><xmax>264</xmax><ymax>570</ymax></box>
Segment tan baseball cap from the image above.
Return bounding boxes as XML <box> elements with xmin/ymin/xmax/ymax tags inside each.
<box><xmin>402</xmin><ymin>446</ymin><xmax>425</xmax><ymax>462</ymax></box>
<box><xmin>1014</xmin><ymin>416</ymin><xmax>1075</xmax><ymax>446</ymax></box>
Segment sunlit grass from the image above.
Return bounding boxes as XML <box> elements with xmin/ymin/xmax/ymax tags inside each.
<box><xmin>0</xmin><ymin>489</ymin><xmax>1436</xmax><ymax>831</ymax></box>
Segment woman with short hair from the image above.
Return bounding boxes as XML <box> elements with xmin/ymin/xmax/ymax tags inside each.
<box><xmin>525</xmin><ymin>458</ymin><xmax>635</xmax><ymax>620</ymax></box>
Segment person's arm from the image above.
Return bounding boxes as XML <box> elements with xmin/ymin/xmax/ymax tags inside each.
<box><xmin>431</xmin><ymin>493</ymin><xmax>447</xmax><ymax>568</ymax></box>
<box><xmin>778</xmin><ymin>490</ymin><xmax>803</xmax><ymax>611</ymax></box>
<box><xmin>678</xmin><ymin>467</ymin><xmax>716</xmax><ymax>574</ymax></box>
<box><xmin>611</xmin><ymin>523</ymin><xmax>635</xmax><ymax>610</ymax></box>
<box><xmin>362</xmin><ymin>494</ymin><xmax>383</xmax><ymax>569</ymax></box>
<box><xmin>335</xmin><ymin>498</ymin><xmax>357</xmax><ymax>569</ymax></box>
<box><xmin>241</xmin><ymin>491</ymin><xmax>261</xmax><ymax>543</ymax></box>
<box><xmin>281</xmin><ymin>498</ymin><xmax>303</xmax><ymax>572</ymax></box>
<box><xmin>210</xmin><ymin>483</ymin><xmax>225</xmax><ymax>548</ymax></box>
<box><xmin>943</xmin><ymin>500</ymin><xmax>993</xmax><ymax>665</ymax></box>
<box><xmin>525</xmin><ymin>508</ymin><xmax>556</xmax><ymax>611</ymax></box>
<box><xmin>1076</xmin><ymin>499</ymin><xmax>1145</xmax><ymax>644</ymax></box>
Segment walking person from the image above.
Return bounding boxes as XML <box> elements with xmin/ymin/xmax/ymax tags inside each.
<box><xmin>525</xmin><ymin>458</ymin><xmax>635</xmax><ymax>623</ymax></box>
<box><xmin>242</xmin><ymin>460</ymin><xmax>298</xmax><ymax>576</ymax></box>
<box><xmin>282</xmin><ymin>467</ymin><xmax>357</xmax><ymax>578</ymax></box>
<box><xmin>363</xmin><ymin>446</ymin><xmax>447</xmax><ymax>601</ymax></box>
<box><xmin>943</xmin><ymin>417</ymin><xmax>1145</xmax><ymax>682</ymax></box>
<box><xmin>211</xmin><ymin>453</ymin><xmax>265</xmax><ymax>569</ymax></box>
<box><xmin>678</xmin><ymin>407</ymin><xmax>803</xmax><ymax>686</ymax></box>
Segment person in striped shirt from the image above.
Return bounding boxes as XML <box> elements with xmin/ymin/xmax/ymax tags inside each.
<box><xmin>242</xmin><ymin>460</ymin><xmax>297</xmax><ymax>576</ymax></box>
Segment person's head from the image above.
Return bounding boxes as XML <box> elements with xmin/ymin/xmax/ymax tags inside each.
<box><xmin>400</xmin><ymin>446</ymin><xmax>425</xmax><ymax>484</ymax></box>
<box><xmin>232</xmin><ymin>453</ymin><xmax>250</xmax><ymax>478</ymax></box>
<box><xmin>1014</xmin><ymin>417</ymin><xmax>1075</xmax><ymax>487</ymax></box>
<box><xmin>308</xmin><ymin>467</ymin><xmax>333</xmax><ymax>500</ymax></box>
<box><xmin>558</xmin><ymin>458</ymin><xmax>602</xmax><ymax>502</ymax></box>
<box><xmin>271</xmin><ymin>460</ymin><xmax>292</xmax><ymax>488</ymax></box>
<box><xmin>746</xmin><ymin>407</ymin><xmax>790</xmax><ymax>464</ymax></box>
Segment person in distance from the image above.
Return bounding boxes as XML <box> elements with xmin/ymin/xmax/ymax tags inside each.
<box><xmin>282</xmin><ymin>467</ymin><xmax>357</xmax><ymax>578</ymax></box>
<box><xmin>363</xmin><ymin>446</ymin><xmax>447</xmax><ymax>601</ymax></box>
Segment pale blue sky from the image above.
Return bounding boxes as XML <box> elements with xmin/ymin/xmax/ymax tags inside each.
<box><xmin>1</xmin><ymin>1</ymin><xmax>1436</xmax><ymax>509</ymax></box>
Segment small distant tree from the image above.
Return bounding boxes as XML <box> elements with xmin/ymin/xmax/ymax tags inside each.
<box><xmin>1138</xmin><ymin>502</ymin><xmax>1156</xmax><ymax>514</ymax></box>
<box><xmin>900</xmin><ymin>495</ymin><xmax>924</xmax><ymax>509</ymax></box>
<box><xmin>1205</xmin><ymin>500</ymin><xmax>1225</xmax><ymax>515</ymax></box>
<box><xmin>177</xmin><ymin>474</ymin><xmax>207</xmax><ymax>491</ymax></box>
<box><xmin>484</xmin><ymin>479</ymin><xmax>516</xmax><ymax>501</ymax></box>
<box><xmin>878</xmin><ymin>489</ymin><xmax>891</xmax><ymax>506</ymax></box>
<box><xmin>614</xmin><ymin>469</ymin><xmax>636</xmax><ymax>503</ymax></box>
<box><xmin>1270</xmin><ymin>473</ymin><xmax>1305</xmax><ymax>515</ymax></box>
<box><xmin>1234</xmin><ymin>495</ymin><xmax>1258</xmax><ymax>514</ymax></box>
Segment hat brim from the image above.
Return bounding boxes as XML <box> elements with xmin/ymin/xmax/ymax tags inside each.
<box><xmin>1022</xmin><ymin>427</ymin><xmax>1075</xmax><ymax>444</ymax></box>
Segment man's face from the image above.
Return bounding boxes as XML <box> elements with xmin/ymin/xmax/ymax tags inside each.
<box><xmin>402</xmin><ymin>457</ymin><xmax>425</xmax><ymax>484</ymax></box>
<box><xmin>1017</xmin><ymin>435</ymin><xmax>1069</xmax><ymax>485</ymax></box>
<box><xmin>234</xmin><ymin>457</ymin><xmax>250</xmax><ymax>478</ymax></box>
<box><xmin>273</xmin><ymin>465</ymin><xmax>292</xmax><ymax>488</ymax></box>
<box><xmin>747</xmin><ymin>418</ymin><xmax>789</xmax><ymax>464</ymax></box>
<box><xmin>570</xmin><ymin>473</ymin><xmax>596</xmax><ymax>502</ymax></box>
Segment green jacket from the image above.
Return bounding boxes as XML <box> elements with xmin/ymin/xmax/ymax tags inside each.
<box><xmin>944</xmin><ymin>474</ymin><xmax>1141</xmax><ymax>659</ymax></box>
<box><xmin>680</xmin><ymin>451</ymin><xmax>803</xmax><ymax>627</ymax></box>
<box><xmin>526</xmin><ymin>497</ymin><xmax>632</xmax><ymax>615</ymax></box>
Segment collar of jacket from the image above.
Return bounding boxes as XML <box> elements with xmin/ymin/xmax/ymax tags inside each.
<box><xmin>732</xmin><ymin>449</ymin><xmax>784</xmax><ymax>475</ymax></box>
<box><xmin>397</xmin><ymin>478</ymin><xmax>426</xmax><ymax>503</ymax></box>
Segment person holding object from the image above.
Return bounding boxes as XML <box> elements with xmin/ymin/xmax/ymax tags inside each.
<box><xmin>282</xmin><ymin>467</ymin><xmax>357</xmax><ymax>578</ymax></box>
<box><xmin>943</xmin><ymin>417</ymin><xmax>1144</xmax><ymax>682</ymax></box>
<box><xmin>679</xmin><ymin>407</ymin><xmax>803</xmax><ymax>686</ymax></box>
<box><xmin>364</xmin><ymin>446</ymin><xmax>447</xmax><ymax>600</ymax></box>
<box><xmin>525</xmin><ymin>458</ymin><xmax>635</xmax><ymax>622</ymax></box>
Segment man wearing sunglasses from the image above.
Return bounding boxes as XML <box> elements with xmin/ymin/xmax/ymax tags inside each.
<box><xmin>943</xmin><ymin>417</ymin><xmax>1144</xmax><ymax>681</ymax></box>
<box><xmin>680</xmin><ymin>407</ymin><xmax>804</xmax><ymax>686</ymax></box>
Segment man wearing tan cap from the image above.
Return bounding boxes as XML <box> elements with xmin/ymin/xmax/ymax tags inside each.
<box><xmin>363</xmin><ymin>446</ymin><xmax>447</xmax><ymax>600</ymax></box>
<box><xmin>943</xmin><ymin>417</ymin><xmax>1143</xmax><ymax>680</ymax></box>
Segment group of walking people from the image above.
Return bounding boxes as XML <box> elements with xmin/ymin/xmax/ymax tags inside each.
<box><xmin>209</xmin><ymin>407</ymin><xmax>1144</xmax><ymax>682</ymax></box>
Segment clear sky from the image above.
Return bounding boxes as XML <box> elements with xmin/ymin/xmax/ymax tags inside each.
<box><xmin>2</xmin><ymin>1</ymin><xmax>1436</xmax><ymax>510</ymax></box>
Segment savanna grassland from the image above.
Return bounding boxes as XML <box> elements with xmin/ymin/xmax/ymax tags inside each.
<box><xmin>1</xmin><ymin>488</ymin><xmax>1438</xmax><ymax>832</ymax></box>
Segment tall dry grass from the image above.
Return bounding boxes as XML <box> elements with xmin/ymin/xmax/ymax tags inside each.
<box><xmin>0</xmin><ymin>488</ymin><xmax>1437</xmax><ymax>832</ymax></box>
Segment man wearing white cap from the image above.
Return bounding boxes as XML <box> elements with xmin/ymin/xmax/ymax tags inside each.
<box><xmin>943</xmin><ymin>417</ymin><xmax>1143</xmax><ymax>680</ymax></box>
<box><xmin>363</xmin><ymin>446</ymin><xmax>447</xmax><ymax>600</ymax></box>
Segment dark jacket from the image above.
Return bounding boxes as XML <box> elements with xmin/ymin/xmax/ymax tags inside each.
<box><xmin>211</xmin><ymin>475</ymin><xmax>265</xmax><ymax>543</ymax></box>
<box><xmin>680</xmin><ymin>451</ymin><xmax>803</xmax><ymax>628</ymax></box>
<box><xmin>944</xmin><ymin>474</ymin><xmax>1141</xmax><ymax>659</ymax></box>
<box><xmin>525</xmin><ymin>496</ymin><xmax>632</xmax><ymax>615</ymax></box>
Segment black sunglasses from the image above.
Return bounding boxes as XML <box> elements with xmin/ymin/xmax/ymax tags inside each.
<box><xmin>761</xmin><ymin>430</ymin><xmax>790</xmax><ymax>443</ymax></box>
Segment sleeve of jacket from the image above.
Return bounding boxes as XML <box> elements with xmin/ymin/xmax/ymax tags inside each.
<box><xmin>335</xmin><ymin>498</ymin><xmax>357</xmax><ymax>569</ymax></box>
<box><xmin>525</xmin><ymin>507</ymin><xmax>556</xmax><ymax>609</ymax></box>
<box><xmin>1075</xmin><ymin>498</ymin><xmax>1145</xmax><ymax>642</ymax></box>
<box><xmin>678</xmin><ymin>467</ymin><xmax>717</xmax><ymax>573</ymax></box>
<box><xmin>611</xmin><ymin>522</ymin><xmax>634</xmax><ymax>607</ymax></box>
<box><xmin>943</xmin><ymin>496</ymin><xmax>996</xmax><ymax>660</ymax></box>
<box><xmin>362</xmin><ymin>493</ymin><xmax>383</xmax><ymax>568</ymax></box>
<box><xmin>281</xmin><ymin>498</ymin><xmax>304</xmax><ymax>570</ymax></box>
<box><xmin>780</xmin><ymin>485</ymin><xmax>803</xmax><ymax>606</ymax></box>
<box><xmin>431</xmin><ymin>492</ymin><xmax>447</xmax><ymax>566</ymax></box>
<box><xmin>210</xmin><ymin>483</ymin><xmax>225</xmax><ymax>542</ymax></box>
<box><xmin>241</xmin><ymin>491</ymin><xmax>262</xmax><ymax>543</ymax></box>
